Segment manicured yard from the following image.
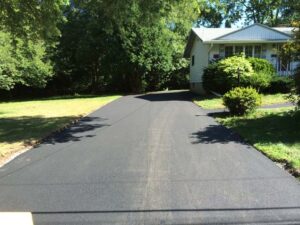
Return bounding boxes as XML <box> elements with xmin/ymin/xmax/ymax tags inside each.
<box><xmin>194</xmin><ymin>93</ymin><xmax>290</xmax><ymax>110</ymax></box>
<box><xmin>0</xmin><ymin>95</ymin><xmax>121</xmax><ymax>164</ymax></box>
<box><xmin>215</xmin><ymin>107</ymin><xmax>300</xmax><ymax>176</ymax></box>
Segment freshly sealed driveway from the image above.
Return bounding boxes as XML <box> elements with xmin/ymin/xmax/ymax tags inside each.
<box><xmin>0</xmin><ymin>91</ymin><xmax>299</xmax><ymax>224</ymax></box>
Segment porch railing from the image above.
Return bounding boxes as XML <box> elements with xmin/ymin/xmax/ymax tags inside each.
<box><xmin>276</xmin><ymin>62</ymin><xmax>299</xmax><ymax>76</ymax></box>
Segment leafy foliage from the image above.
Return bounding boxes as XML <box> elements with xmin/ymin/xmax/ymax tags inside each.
<box><xmin>54</xmin><ymin>0</ymin><xmax>198</xmax><ymax>93</ymax></box>
<box><xmin>203</xmin><ymin>56</ymin><xmax>282</xmax><ymax>94</ymax></box>
<box><xmin>0</xmin><ymin>0</ymin><xmax>68</xmax><ymax>40</ymax></box>
<box><xmin>1</xmin><ymin>0</ymin><xmax>299</xmax><ymax>96</ymax></box>
<box><xmin>195</xmin><ymin>0</ymin><xmax>299</xmax><ymax>28</ymax></box>
<box><xmin>281</xmin><ymin>20</ymin><xmax>300</xmax><ymax>106</ymax></box>
<box><xmin>235</xmin><ymin>0</ymin><xmax>298</xmax><ymax>26</ymax></box>
<box><xmin>223</xmin><ymin>87</ymin><xmax>262</xmax><ymax>115</ymax></box>
<box><xmin>203</xmin><ymin>63</ymin><xmax>225</xmax><ymax>93</ymax></box>
<box><xmin>0</xmin><ymin>32</ymin><xmax>53</xmax><ymax>90</ymax></box>
<box><xmin>294</xmin><ymin>67</ymin><xmax>300</xmax><ymax>107</ymax></box>
<box><xmin>247</xmin><ymin>57</ymin><xmax>275</xmax><ymax>89</ymax></box>
<box><xmin>203</xmin><ymin>55</ymin><xmax>254</xmax><ymax>94</ymax></box>
<box><xmin>263</xmin><ymin>76</ymin><xmax>294</xmax><ymax>94</ymax></box>
<box><xmin>196</xmin><ymin>0</ymin><xmax>242</xmax><ymax>27</ymax></box>
<box><xmin>218</xmin><ymin>55</ymin><xmax>254</xmax><ymax>84</ymax></box>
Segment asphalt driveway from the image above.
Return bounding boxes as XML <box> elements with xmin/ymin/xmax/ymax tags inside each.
<box><xmin>0</xmin><ymin>91</ymin><xmax>299</xmax><ymax>224</ymax></box>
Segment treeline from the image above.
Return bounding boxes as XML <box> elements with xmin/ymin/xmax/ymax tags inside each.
<box><xmin>0</xmin><ymin>0</ymin><xmax>299</xmax><ymax>98</ymax></box>
<box><xmin>51</xmin><ymin>0</ymin><xmax>198</xmax><ymax>94</ymax></box>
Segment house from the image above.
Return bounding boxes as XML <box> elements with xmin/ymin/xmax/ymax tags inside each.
<box><xmin>183</xmin><ymin>23</ymin><xmax>298</xmax><ymax>94</ymax></box>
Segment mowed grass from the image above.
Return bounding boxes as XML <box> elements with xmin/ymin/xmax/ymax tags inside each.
<box><xmin>194</xmin><ymin>93</ymin><xmax>290</xmax><ymax>109</ymax></box>
<box><xmin>216</xmin><ymin>107</ymin><xmax>300</xmax><ymax>175</ymax></box>
<box><xmin>0</xmin><ymin>95</ymin><xmax>121</xmax><ymax>161</ymax></box>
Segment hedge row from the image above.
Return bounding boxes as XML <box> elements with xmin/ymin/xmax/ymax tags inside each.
<box><xmin>202</xmin><ymin>56</ymin><xmax>292</xmax><ymax>94</ymax></box>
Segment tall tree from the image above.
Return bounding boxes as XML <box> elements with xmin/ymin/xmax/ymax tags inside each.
<box><xmin>238</xmin><ymin>0</ymin><xmax>298</xmax><ymax>26</ymax></box>
<box><xmin>0</xmin><ymin>0</ymin><xmax>68</xmax><ymax>40</ymax></box>
<box><xmin>55</xmin><ymin>0</ymin><xmax>198</xmax><ymax>93</ymax></box>
<box><xmin>196</xmin><ymin>0</ymin><xmax>242</xmax><ymax>27</ymax></box>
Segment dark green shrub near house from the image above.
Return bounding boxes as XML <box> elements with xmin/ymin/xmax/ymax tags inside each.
<box><xmin>203</xmin><ymin>63</ymin><xmax>228</xmax><ymax>94</ymax></box>
<box><xmin>247</xmin><ymin>57</ymin><xmax>275</xmax><ymax>89</ymax></box>
<box><xmin>295</xmin><ymin>67</ymin><xmax>300</xmax><ymax>106</ymax></box>
<box><xmin>223</xmin><ymin>87</ymin><xmax>262</xmax><ymax>116</ymax></box>
<box><xmin>263</xmin><ymin>76</ymin><xmax>294</xmax><ymax>93</ymax></box>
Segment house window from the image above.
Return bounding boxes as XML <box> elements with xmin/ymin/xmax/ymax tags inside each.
<box><xmin>245</xmin><ymin>46</ymin><xmax>253</xmax><ymax>57</ymax></box>
<box><xmin>225</xmin><ymin>46</ymin><xmax>233</xmax><ymax>57</ymax></box>
<box><xmin>219</xmin><ymin>45</ymin><xmax>225</xmax><ymax>58</ymax></box>
<box><xmin>192</xmin><ymin>55</ymin><xmax>195</xmax><ymax>66</ymax></box>
<box><xmin>254</xmin><ymin>46</ymin><xmax>262</xmax><ymax>58</ymax></box>
<box><xmin>235</xmin><ymin>46</ymin><xmax>243</xmax><ymax>55</ymax></box>
<box><xmin>213</xmin><ymin>54</ymin><xmax>220</xmax><ymax>59</ymax></box>
<box><xmin>261</xmin><ymin>45</ymin><xmax>267</xmax><ymax>58</ymax></box>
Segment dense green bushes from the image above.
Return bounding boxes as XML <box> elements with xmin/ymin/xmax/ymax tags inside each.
<box><xmin>223</xmin><ymin>87</ymin><xmax>262</xmax><ymax>115</ymax></box>
<box><xmin>247</xmin><ymin>57</ymin><xmax>275</xmax><ymax>89</ymax></box>
<box><xmin>0</xmin><ymin>32</ymin><xmax>53</xmax><ymax>90</ymax></box>
<box><xmin>262</xmin><ymin>76</ymin><xmax>294</xmax><ymax>94</ymax></box>
<box><xmin>202</xmin><ymin>63</ymin><xmax>225</xmax><ymax>93</ymax></box>
<box><xmin>294</xmin><ymin>67</ymin><xmax>300</xmax><ymax>106</ymax></box>
<box><xmin>203</xmin><ymin>56</ymin><xmax>275</xmax><ymax>94</ymax></box>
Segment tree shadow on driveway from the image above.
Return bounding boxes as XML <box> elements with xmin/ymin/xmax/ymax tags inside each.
<box><xmin>190</xmin><ymin>124</ymin><xmax>244</xmax><ymax>144</ymax></box>
<box><xmin>44</xmin><ymin>116</ymin><xmax>110</xmax><ymax>144</ymax></box>
<box><xmin>0</xmin><ymin>116</ymin><xmax>110</xmax><ymax>147</ymax></box>
<box><xmin>136</xmin><ymin>91</ymin><xmax>195</xmax><ymax>102</ymax></box>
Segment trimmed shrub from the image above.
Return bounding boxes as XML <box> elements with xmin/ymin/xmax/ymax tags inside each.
<box><xmin>203</xmin><ymin>55</ymin><xmax>263</xmax><ymax>94</ymax></box>
<box><xmin>263</xmin><ymin>76</ymin><xmax>294</xmax><ymax>93</ymax></box>
<box><xmin>247</xmin><ymin>57</ymin><xmax>275</xmax><ymax>89</ymax></box>
<box><xmin>223</xmin><ymin>87</ymin><xmax>262</xmax><ymax>116</ymax></box>
<box><xmin>217</xmin><ymin>55</ymin><xmax>254</xmax><ymax>89</ymax></box>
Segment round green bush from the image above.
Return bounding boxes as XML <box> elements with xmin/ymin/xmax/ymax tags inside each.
<box><xmin>218</xmin><ymin>55</ymin><xmax>254</xmax><ymax>84</ymax></box>
<box><xmin>223</xmin><ymin>87</ymin><xmax>262</xmax><ymax>115</ymax></box>
<box><xmin>203</xmin><ymin>55</ymin><xmax>254</xmax><ymax>94</ymax></box>
<box><xmin>247</xmin><ymin>57</ymin><xmax>275</xmax><ymax>89</ymax></box>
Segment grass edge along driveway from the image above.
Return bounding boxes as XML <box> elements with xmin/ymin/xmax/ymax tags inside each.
<box><xmin>196</xmin><ymin>103</ymin><xmax>300</xmax><ymax>178</ymax></box>
<box><xmin>0</xmin><ymin>95</ymin><xmax>121</xmax><ymax>165</ymax></box>
<box><xmin>194</xmin><ymin>93</ymin><xmax>290</xmax><ymax>110</ymax></box>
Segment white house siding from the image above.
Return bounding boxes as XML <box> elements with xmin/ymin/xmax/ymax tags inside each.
<box><xmin>208</xmin><ymin>45</ymin><xmax>220</xmax><ymax>61</ymax></box>
<box><xmin>217</xmin><ymin>25</ymin><xmax>290</xmax><ymax>41</ymax></box>
<box><xmin>190</xmin><ymin>38</ymin><xmax>209</xmax><ymax>94</ymax></box>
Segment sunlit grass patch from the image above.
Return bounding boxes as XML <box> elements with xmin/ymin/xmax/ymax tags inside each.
<box><xmin>0</xmin><ymin>95</ymin><xmax>121</xmax><ymax>163</ymax></box>
<box><xmin>217</xmin><ymin>108</ymin><xmax>300</xmax><ymax>174</ymax></box>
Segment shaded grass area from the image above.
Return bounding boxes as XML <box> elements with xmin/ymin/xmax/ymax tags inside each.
<box><xmin>0</xmin><ymin>95</ymin><xmax>121</xmax><ymax>161</ymax></box>
<box><xmin>216</xmin><ymin>108</ymin><xmax>300</xmax><ymax>176</ymax></box>
<box><xmin>194</xmin><ymin>93</ymin><xmax>290</xmax><ymax>109</ymax></box>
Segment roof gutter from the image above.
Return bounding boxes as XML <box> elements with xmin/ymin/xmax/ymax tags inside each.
<box><xmin>204</xmin><ymin>39</ymin><xmax>290</xmax><ymax>44</ymax></box>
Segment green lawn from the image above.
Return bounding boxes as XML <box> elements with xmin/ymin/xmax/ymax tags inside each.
<box><xmin>194</xmin><ymin>93</ymin><xmax>290</xmax><ymax>110</ymax></box>
<box><xmin>0</xmin><ymin>95</ymin><xmax>121</xmax><ymax>163</ymax></box>
<box><xmin>216</xmin><ymin>107</ymin><xmax>300</xmax><ymax>176</ymax></box>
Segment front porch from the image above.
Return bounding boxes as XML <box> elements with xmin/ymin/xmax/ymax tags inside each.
<box><xmin>208</xmin><ymin>43</ymin><xmax>299</xmax><ymax>76</ymax></box>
